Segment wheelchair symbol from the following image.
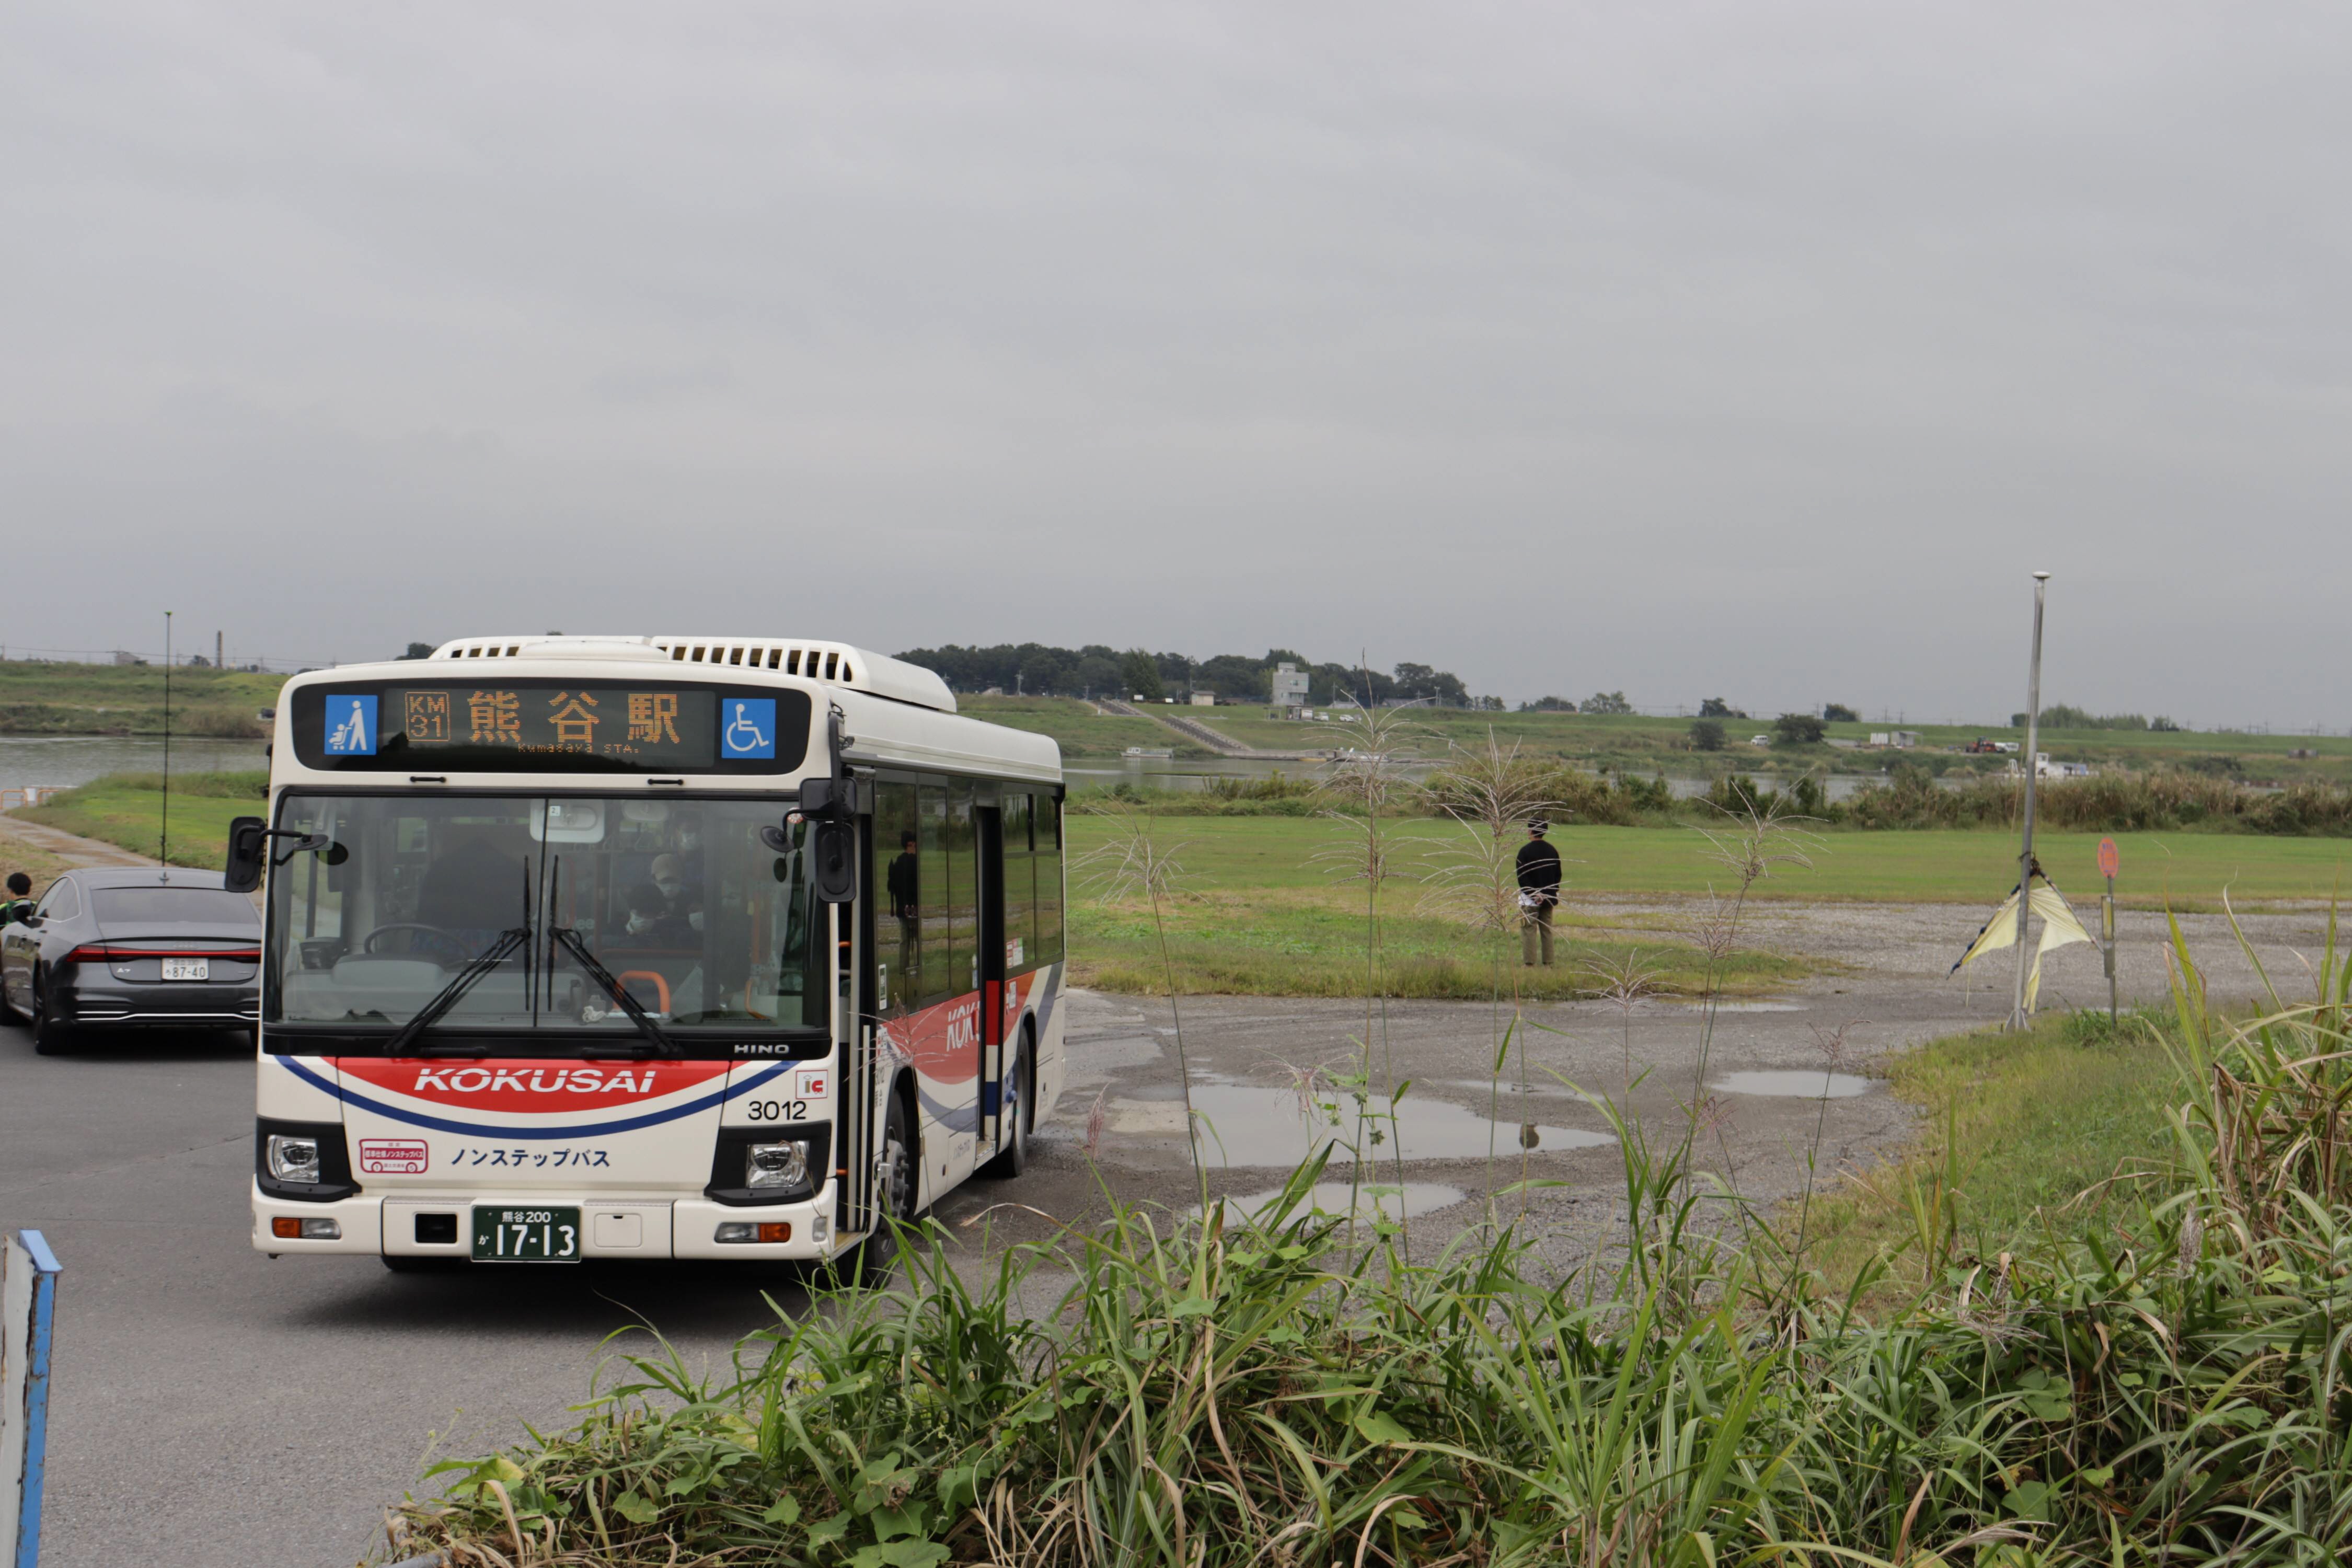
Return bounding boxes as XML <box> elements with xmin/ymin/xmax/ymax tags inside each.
<box><xmin>723</xmin><ymin>699</ymin><xmax>776</xmax><ymax>758</ymax></box>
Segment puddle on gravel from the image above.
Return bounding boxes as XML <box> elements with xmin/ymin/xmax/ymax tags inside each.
<box><xmin>1711</xmin><ymin>1070</ymin><xmax>1872</xmax><ymax>1099</ymax></box>
<box><xmin>1114</xmin><ymin>1082</ymin><xmax>1615</xmax><ymax>1167</ymax></box>
<box><xmin>1218</xmin><ymin>1181</ymin><xmax>1468</xmax><ymax>1223</ymax></box>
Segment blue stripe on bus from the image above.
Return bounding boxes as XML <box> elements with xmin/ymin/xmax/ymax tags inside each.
<box><xmin>272</xmin><ymin>1055</ymin><xmax>791</xmax><ymax>1139</ymax></box>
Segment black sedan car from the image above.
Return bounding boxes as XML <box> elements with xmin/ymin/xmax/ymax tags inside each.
<box><xmin>0</xmin><ymin>868</ymin><xmax>261</xmax><ymax>1054</ymax></box>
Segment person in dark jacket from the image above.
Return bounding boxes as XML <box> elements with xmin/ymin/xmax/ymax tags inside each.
<box><xmin>1515</xmin><ymin>818</ymin><xmax>1563</xmax><ymax>966</ymax></box>
<box><xmin>1</xmin><ymin>871</ymin><xmax>34</xmax><ymax>927</ymax></box>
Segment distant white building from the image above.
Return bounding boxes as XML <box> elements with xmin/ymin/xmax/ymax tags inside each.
<box><xmin>1190</xmin><ymin>692</ymin><xmax>1215</xmax><ymax>707</ymax></box>
<box><xmin>1870</xmin><ymin>731</ymin><xmax>1922</xmax><ymax>748</ymax></box>
<box><xmin>1270</xmin><ymin>661</ymin><xmax>1310</xmax><ymax>715</ymax></box>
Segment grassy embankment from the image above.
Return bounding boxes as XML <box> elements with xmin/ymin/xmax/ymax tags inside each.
<box><xmin>1150</xmin><ymin>701</ymin><xmax>2352</xmax><ymax>782</ymax></box>
<box><xmin>390</xmin><ymin>930</ymin><xmax>2352</xmax><ymax>1566</ymax></box>
<box><xmin>0</xmin><ymin>661</ymin><xmax>286</xmax><ymax>737</ymax></box>
<box><xmin>17</xmin><ymin>771</ymin><xmax>264</xmax><ymax>871</ymax></box>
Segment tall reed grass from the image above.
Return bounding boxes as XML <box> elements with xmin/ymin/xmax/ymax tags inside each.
<box><xmin>389</xmin><ymin>908</ymin><xmax>2352</xmax><ymax>1567</ymax></box>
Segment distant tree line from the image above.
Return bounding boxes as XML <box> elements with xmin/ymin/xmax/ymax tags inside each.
<box><xmin>893</xmin><ymin>643</ymin><xmax>1486</xmax><ymax>707</ymax></box>
<box><xmin>2013</xmin><ymin>704</ymin><xmax>2181</xmax><ymax>732</ymax></box>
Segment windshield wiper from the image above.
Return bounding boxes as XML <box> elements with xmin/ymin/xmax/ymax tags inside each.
<box><xmin>547</xmin><ymin>925</ymin><xmax>678</xmax><ymax>1058</ymax></box>
<box><xmin>382</xmin><ymin>927</ymin><xmax>530</xmax><ymax>1057</ymax></box>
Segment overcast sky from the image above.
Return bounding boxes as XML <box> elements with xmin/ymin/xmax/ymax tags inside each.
<box><xmin>4</xmin><ymin>3</ymin><xmax>2345</xmax><ymax>725</ymax></box>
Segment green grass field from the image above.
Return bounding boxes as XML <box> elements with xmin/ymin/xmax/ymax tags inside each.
<box><xmin>1805</xmin><ymin>1009</ymin><xmax>2183</xmax><ymax>1297</ymax></box>
<box><xmin>1065</xmin><ymin>813</ymin><xmax>2352</xmax><ymax>908</ymax></box>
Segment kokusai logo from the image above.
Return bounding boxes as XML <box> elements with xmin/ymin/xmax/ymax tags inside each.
<box><xmin>336</xmin><ymin>1058</ymin><xmax>730</xmax><ymax>1112</ymax></box>
<box><xmin>411</xmin><ymin>1066</ymin><xmax>656</xmax><ymax>1094</ymax></box>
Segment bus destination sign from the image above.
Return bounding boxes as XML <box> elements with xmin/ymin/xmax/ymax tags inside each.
<box><xmin>298</xmin><ymin>682</ymin><xmax>809</xmax><ymax>773</ymax></box>
<box><xmin>397</xmin><ymin>687</ymin><xmax>713</xmax><ymax>764</ymax></box>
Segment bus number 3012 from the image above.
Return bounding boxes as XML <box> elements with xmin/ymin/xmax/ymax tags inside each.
<box><xmin>744</xmin><ymin>1099</ymin><xmax>810</xmax><ymax>1123</ymax></box>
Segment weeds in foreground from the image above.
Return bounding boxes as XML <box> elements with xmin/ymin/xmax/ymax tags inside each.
<box><xmin>1072</xmin><ymin>803</ymin><xmax>1203</xmax><ymax>1199</ymax></box>
<box><xmin>395</xmin><ymin>914</ymin><xmax>2352</xmax><ymax>1566</ymax></box>
<box><xmin>1420</xmin><ymin>731</ymin><xmax>1565</xmax><ymax>1226</ymax></box>
<box><xmin>1309</xmin><ymin>687</ymin><xmax>1429</xmax><ymax>1235</ymax></box>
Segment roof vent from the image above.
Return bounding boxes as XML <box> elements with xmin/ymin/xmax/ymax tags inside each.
<box><xmin>427</xmin><ymin>635</ymin><xmax>955</xmax><ymax>712</ymax></box>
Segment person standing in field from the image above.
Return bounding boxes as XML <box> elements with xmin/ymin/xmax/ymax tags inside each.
<box><xmin>1515</xmin><ymin>818</ymin><xmax>1562</xmax><ymax>966</ymax></box>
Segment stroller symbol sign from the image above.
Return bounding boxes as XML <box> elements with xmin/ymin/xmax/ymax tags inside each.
<box><xmin>323</xmin><ymin>694</ymin><xmax>378</xmax><ymax>755</ymax></box>
<box><xmin>722</xmin><ymin>698</ymin><xmax>776</xmax><ymax>759</ymax></box>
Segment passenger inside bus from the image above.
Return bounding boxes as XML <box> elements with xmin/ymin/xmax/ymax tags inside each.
<box><xmin>621</xmin><ymin>882</ymin><xmax>690</xmax><ymax>946</ymax></box>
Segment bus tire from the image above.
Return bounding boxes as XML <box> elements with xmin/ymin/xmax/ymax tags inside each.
<box><xmin>837</xmin><ymin>1088</ymin><xmax>919</xmax><ymax>1287</ymax></box>
<box><xmin>978</xmin><ymin>1031</ymin><xmax>1031</xmax><ymax>1180</ymax></box>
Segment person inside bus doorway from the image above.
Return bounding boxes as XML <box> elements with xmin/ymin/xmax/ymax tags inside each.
<box><xmin>886</xmin><ymin>829</ymin><xmax>919</xmax><ymax>998</ymax></box>
<box><xmin>1516</xmin><ymin>817</ymin><xmax>1562</xmax><ymax>967</ymax></box>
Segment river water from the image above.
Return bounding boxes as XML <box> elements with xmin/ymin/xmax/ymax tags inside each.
<box><xmin>0</xmin><ymin>735</ymin><xmax>269</xmax><ymax>790</ymax></box>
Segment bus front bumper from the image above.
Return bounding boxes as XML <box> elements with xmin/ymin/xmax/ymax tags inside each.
<box><xmin>251</xmin><ymin>1182</ymin><xmax>841</xmax><ymax>1261</ymax></box>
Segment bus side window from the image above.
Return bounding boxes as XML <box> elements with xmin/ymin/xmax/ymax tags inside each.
<box><xmin>1002</xmin><ymin>793</ymin><xmax>1035</xmax><ymax>973</ymax></box>
<box><xmin>917</xmin><ymin>780</ymin><xmax>949</xmax><ymax>1008</ymax></box>
<box><xmin>873</xmin><ymin>780</ymin><xmax>920</xmax><ymax>1017</ymax></box>
<box><xmin>1034</xmin><ymin>794</ymin><xmax>1063</xmax><ymax>967</ymax></box>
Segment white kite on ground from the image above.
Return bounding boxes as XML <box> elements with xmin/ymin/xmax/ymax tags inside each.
<box><xmin>1949</xmin><ymin>869</ymin><xmax>2093</xmax><ymax>1013</ymax></box>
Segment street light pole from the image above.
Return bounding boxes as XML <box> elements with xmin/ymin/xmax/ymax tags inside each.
<box><xmin>2010</xmin><ymin>571</ymin><xmax>2050</xmax><ymax>1031</ymax></box>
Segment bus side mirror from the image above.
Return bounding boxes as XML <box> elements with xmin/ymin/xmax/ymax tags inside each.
<box><xmin>812</xmin><ymin>821</ymin><xmax>856</xmax><ymax>904</ymax></box>
<box><xmin>224</xmin><ymin>816</ymin><xmax>267</xmax><ymax>893</ymax></box>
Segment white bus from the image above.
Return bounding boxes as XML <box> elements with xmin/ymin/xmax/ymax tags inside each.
<box><xmin>229</xmin><ymin>636</ymin><xmax>1067</xmax><ymax>1273</ymax></box>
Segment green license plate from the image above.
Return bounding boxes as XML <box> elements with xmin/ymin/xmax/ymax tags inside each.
<box><xmin>470</xmin><ymin>1205</ymin><xmax>581</xmax><ymax>1263</ymax></box>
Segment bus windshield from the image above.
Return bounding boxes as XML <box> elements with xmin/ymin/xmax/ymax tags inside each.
<box><xmin>266</xmin><ymin>794</ymin><xmax>821</xmax><ymax>1035</ymax></box>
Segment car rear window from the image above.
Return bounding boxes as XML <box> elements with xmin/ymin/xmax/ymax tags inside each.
<box><xmin>90</xmin><ymin>887</ymin><xmax>261</xmax><ymax>926</ymax></box>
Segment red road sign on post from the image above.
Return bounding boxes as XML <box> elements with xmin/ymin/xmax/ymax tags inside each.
<box><xmin>2097</xmin><ymin>838</ymin><xmax>2119</xmax><ymax>879</ymax></box>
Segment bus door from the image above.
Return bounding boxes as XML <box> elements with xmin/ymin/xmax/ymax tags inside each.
<box><xmin>977</xmin><ymin>798</ymin><xmax>1007</xmax><ymax>1155</ymax></box>
<box><xmin>840</xmin><ymin>804</ymin><xmax>877</xmax><ymax>1239</ymax></box>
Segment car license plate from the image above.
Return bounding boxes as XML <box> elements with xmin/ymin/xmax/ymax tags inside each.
<box><xmin>470</xmin><ymin>1205</ymin><xmax>581</xmax><ymax>1263</ymax></box>
<box><xmin>162</xmin><ymin>957</ymin><xmax>209</xmax><ymax>981</ymax></box>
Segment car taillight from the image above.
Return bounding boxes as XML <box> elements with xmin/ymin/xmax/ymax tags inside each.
<box><xmin>62</xmin><ymin>945</ymin><xmax>260</xmax><ymax>963</ymax></box>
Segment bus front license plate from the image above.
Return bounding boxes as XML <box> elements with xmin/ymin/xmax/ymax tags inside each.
<box><xmin>470</xmin><ymin>1206</ymin><xmax>582</xmax><ymax>1263</ymax></box>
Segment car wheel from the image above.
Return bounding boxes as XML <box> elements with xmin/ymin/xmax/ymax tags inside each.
<box><xmin>978</xmin><ymin>1037</ymin><xmax>1031</xmax><ymax>1180</ymax></box>
<box><xmin>31</xmin><ymin>977</ymin><xmax>74</xmax><ymax>1057</ymax></box>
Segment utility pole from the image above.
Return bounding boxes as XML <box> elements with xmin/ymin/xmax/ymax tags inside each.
<box><xmin>215</xmin><ymin>630</ymin><xmax>223</xmax><ymax>670</ymax></box>
<box><xmin>2010</xmin><ymin>572</ymin><xmax>2050</xmax><ymax>1031</ymax></box>
<box><xmin>161</xmin><ymin>610</ymin><xmax>174</xmax><ymax>870</ymax></box>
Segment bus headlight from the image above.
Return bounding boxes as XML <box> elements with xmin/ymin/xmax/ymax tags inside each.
<box><xmin>267</xmin><ymin>1134</ymin><xmax>322</xmax><ymax>1185</ymax></box>
<box><xmin>745</xmin><ymin>1139</ymin><xmax>810</xmax><ymax>1192</ymax></box>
